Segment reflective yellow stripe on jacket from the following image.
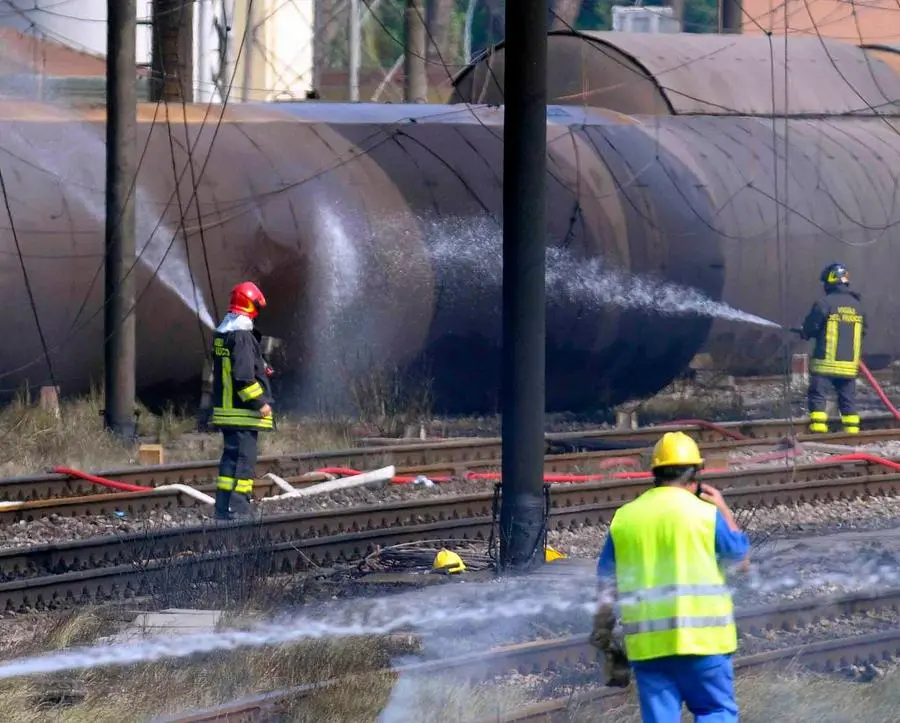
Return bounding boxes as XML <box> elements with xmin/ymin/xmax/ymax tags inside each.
<box><xmin>809</xmin><ymin>308</ymin><xmax>863</xmax><ymax>377</ymax></box>
<box><xmin>211</xmin><ymin>357</ymin><xmax>273</xmax><ymax>430</ymax></box>
<box><xmin>609</xmin><ymin>486</ymin><xmax>737</xmax><ymax>661</ymax></box>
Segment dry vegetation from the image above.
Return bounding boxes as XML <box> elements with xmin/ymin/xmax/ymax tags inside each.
<box><xmin>0</xmin><ymin>614</ymin><xmax>398</xmax><ymax>722</ymax></box>
<box><xmin>0</xmin><ymin>607</ymin><xmax>533</xmax><ymax>723</ymax></box>
<box><xmin>0</xmin><ymin>388</ymin><xmax>354</xmax><ymax>477</ymax></box>
<box><xmin>3</xmin><ymin>607</ymin><xmax>899</xmax><ymax>723</ymax></box>
<box><xmin>568</xmin><ymin>666</ymin><xmax>900</xmax><ymax>722</ymax></box>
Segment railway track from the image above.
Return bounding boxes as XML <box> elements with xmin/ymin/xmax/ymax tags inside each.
<box><xmin>2</xmin><ymin>455</ymin><xmax>899</xmax><ymax>611</ymax></box>
<box><xmin>3</xmin><ymin>414</ymin><xmax>897</xmax><ymax>504</ymax></box>
<box><xmin>159</xmin><ymin>586</ymin><xmax>900</xmax><ymax>722</ymax></box>
<box><xmin>2</xmin><ymin>424</ymin><xmax>899</xmax><ymax>525</ymax></box>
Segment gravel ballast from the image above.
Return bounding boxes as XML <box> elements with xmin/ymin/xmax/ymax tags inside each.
<box><xmin>5</xmin><ymin>434</ymin><xmax>900</xmax><ymax>551</ymax></box>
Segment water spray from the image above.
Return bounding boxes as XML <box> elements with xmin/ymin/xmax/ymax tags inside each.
<box><xmin>1</xmin><ymin>561</ymin><xmax>900</xmax><ymax>681</ymax></box>
<box><xmin>0</xmin><ymin>80</ymin><xmax>215</xmax><ymax>329</ymax></box>
<box><xmin>423</xmin><ymin>216</ymin><xmax>779</xmax><ymax>329</ymax></box>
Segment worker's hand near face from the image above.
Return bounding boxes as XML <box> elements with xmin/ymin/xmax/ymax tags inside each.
<box><xmin>698</xmin><ymin>483</ymin><xmax>742</xmax><ymax>533</ymax></box>
<box><xmin>698</xmin><ymin>483</ymin><xmax>727</xmax><ymax>510</ymax></box>
<box><xmin>259</xmin><ymin>403</ymin><xmax>273</xmax><ymax>418</ymax></box>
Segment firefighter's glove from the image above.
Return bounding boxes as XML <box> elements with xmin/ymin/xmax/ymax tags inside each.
<box><xmin>788</xmin><ymin>327</ymin><xmax>804</xmax><ymax>338</ymax></box>
<box><xmin>590</xmin><ymin>605</ymin><xmax>616</xmax><ymax>651</ymax></box>
<box><xmin>591</xmin><ymin>604</ymin><xmax>631</xmax><ymax>688</ymax></box>
<box><xmin>604</xmin><ymin>641</ymin><xmax>631</xmax><ymax>688</ymax></box>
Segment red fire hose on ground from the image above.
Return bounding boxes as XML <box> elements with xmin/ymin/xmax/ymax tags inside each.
<box><xmin>52</xmin><ymin>360</ymin><xmax>900</xmax><ymax>493</ymax></box>
<box><xmin>859</xmin><ymin>361</ymin><xmax>900</xmax><ymax>420</ymax></box>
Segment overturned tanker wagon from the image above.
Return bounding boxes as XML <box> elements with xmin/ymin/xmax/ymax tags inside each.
<box><xmin>1</xmin><ymin>33</ymin><xmax>899</xmax><ymax>414</ymax></box>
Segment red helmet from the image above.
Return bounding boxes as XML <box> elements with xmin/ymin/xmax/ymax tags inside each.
<box><xmin>229</xmin><ymin>281</ymin><xmax>267</xmax><ymax>319</ymax></box>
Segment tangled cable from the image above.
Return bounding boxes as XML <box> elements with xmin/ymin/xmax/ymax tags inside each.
<box><xmin>359</xmin><ymin>540</ymin><xmax>494</xmax><ymax>574</ymax></box>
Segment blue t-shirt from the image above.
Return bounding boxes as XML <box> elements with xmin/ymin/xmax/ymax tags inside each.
<box><xmin>596</xmin><ymin>509</ymin><xmax>749</xmax><ymax>582</ymax></box>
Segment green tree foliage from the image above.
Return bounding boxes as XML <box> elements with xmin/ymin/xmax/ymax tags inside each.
<box><xmin>355</xmin><ymin>0</ymin><xmax>720</xmax><ymax>70</ymax></box>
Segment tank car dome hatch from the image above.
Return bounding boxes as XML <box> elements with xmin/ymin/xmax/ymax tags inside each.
<box><xmin>450</xmin><ymin>31</ymin><xmax>900</xmax><ymax>117</ymax></box>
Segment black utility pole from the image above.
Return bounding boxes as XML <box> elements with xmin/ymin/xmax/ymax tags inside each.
<box><xmin>499</xmin><ymin>0</ymin><xmax>548</xmax><ymax>570</ymax></box>
<box><xmin>404</xmin><ymin>0</ymin><xmax>428</xmax><ymax>103</ymax></box>
<box><xmin>104</xmin><ymin>0</ymin><xmax>138</xmax><ymax>440</ymax></box>
<box><xmin>150</xmin><ymin>0</ymin><xmax>194</xmax><ymax>102</ymax></box>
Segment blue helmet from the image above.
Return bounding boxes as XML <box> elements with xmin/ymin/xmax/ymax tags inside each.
<box><xmin>820</xmin><ymin>262</ymin><xmax>849</xmax><ymax>289</ymax></box>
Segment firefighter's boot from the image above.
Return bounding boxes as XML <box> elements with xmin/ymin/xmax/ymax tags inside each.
<box><xmin>229</xmin><ymin>492</ymin><xmax>256</xmax><ymax>517</ymax></box>
<box><xmin>214</xmin><ymin>490</ymin><xmax>233</xmax><ymax>520</ymax></box>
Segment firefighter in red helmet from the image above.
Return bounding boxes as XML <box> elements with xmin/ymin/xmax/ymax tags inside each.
<box><xmin>211</xmin><ymin>281</ymin><xmax>275</xmax><ymax>520</ymax></box>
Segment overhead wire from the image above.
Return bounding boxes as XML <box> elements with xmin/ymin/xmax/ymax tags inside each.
<box><xmin>353</xmin><ymin>2</ymin><xmax>900</xmax><ymax>266</ymax></box>
<box><xmin>0</xmin><ymin>15</ymin><xmax>173</xmax><ymax>392</ymax></box>
<box><xmin>0</xmin><ymin>0</ymin><xmax>248</xmax><ymax>385</ymax></box>
<box><xmin>0</xmin><ymin>17</ymin><xmax>179</xmax><ymax>338</ymax></box>
<box><xmin>0</xmin><ymin>13</ymin><xmax>478</xmax><ymax>384</ymax></box>
<box><xmin>0</xmin><ymin>159</ymin><xmax>59</xmax><ymax>396</ymax></box>
<box><xmin>155</xmin><ymin>0</ymin><xmax>218</xmax><ymax>349</ymax></box>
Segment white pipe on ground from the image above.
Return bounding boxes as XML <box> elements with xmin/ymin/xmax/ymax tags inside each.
<box><xmin>262</xmin><ymin>465</ymin><xmax>396</xmax><ymax>500</ymax></box>
<box><xmin>153</xmin><ymin>484</ymin><xmax>216</xmax><ymax>505</ymax></box>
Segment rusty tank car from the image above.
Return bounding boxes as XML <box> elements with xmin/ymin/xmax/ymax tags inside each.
<box><xmin>452</xmin><ymin>30</ymin><xmax>900</xmax><ymax>376</ymax></box>
<box><xmin>2</xmin><ymin>32</ymin><xmax>900</xmax><ymax>413</ymax></box>
<box><xmin>0</xmin><ymin>101</ymin><xmax>724</xmax><ymax>413</ymax></box>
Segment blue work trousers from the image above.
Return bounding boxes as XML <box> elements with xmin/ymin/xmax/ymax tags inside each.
<box><xmin>632</xmin><ymin>654</ymin><xmax>738</xmax><ymax>723</ymax></box>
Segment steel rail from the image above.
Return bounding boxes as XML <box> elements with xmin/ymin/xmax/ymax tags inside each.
<box><xmin>1</xmin><ymin>414</ymin><xmax>896</xmax><ymax>503</ymax></box>
<box><xmin>1</xmin><ymin>460</ymin><xmax>899</xmax><ymax>610</ymax></box>
<box><xmin>0</xmin><ymin>455</ymin><xmax>891</xmax><ymax>576</ymax></box>
<box><xmin>2</xmin><ymin>426</ymin><xmax>899</xmax><ymax>524</ymax></box>
<box><xmin>160</xmin><ymin>586</ymin><xmax>900</xmax><ymax>722</ymax></box>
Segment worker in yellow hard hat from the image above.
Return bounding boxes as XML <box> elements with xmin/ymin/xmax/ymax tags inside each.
<box><xmin>591</xmin><ymin>431</ymin><xmax>749</xmax><ymax>722</ymax></box>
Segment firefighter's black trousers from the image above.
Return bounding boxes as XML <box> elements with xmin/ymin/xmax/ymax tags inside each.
<box><xmin>217</xmin><ymin>429</ymin><xmax>259</xmax><ymax>495</ymax></box>
<box><xmin>808</xmin><ymin>374</ymin><xmax>859</xmax><ymax>434</ymax></box>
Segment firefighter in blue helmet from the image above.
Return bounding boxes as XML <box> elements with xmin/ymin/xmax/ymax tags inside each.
<box><xmin>211</xmin><ymin>281</ymin><xmax>275</xmax><ymax>520</ymax></box>
<box><xmin>591</xmin><ymin>431</ymin><xmax>750</xmax><ymax>722</ymax></box>
<box><xmin>792</xmin><ymin>263</ymin><xmax>866</xmax><ymax>435</ymax></box>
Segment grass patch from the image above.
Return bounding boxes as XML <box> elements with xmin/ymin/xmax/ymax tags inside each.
<box><xmin>0</xmin><ymin>389</ymin><xmax>354</xmax><ymax>477</ymax></box>
<box><xmin>0</xmin><ymin>607</ymin><xmax>532</xmax><ymax>723</ymax></box>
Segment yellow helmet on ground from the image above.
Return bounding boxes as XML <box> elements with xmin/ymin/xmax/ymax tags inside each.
<box><xmin>432</xmin><ymin>549</ymin><xmax>466</xmax><ymax>574</ymax></box>
<box><xmin>650</xmin><ymin>431</ymin><xmax>704</xmax><ymax>471</ymax></box>
<box><xmin>545</xmin><ymin>546</ymin><xmax>567</xmax><ymax>563</ymax></box>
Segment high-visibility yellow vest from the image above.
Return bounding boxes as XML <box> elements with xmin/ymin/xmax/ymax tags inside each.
<box><xmin>609</xmin><ymin>486</ymin><xmax>737</xmax><ymax>661</ymax></box>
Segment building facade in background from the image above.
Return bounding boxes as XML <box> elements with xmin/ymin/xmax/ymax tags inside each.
<box><xmin>741</xmin><ymin>0</ymin><xmax>900</xmax><ymax>44</ymax></box>
<box><xmin>0</xmin><ymin>0</ymin><xmax>314</xmax><ymax>103</ymax></box>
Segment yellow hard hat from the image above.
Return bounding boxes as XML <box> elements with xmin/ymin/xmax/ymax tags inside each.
<box><xmin>432</xmin><ymin>549</ymin><xmax>466</xmax><ymax>574</ymax></box>
<box><xmin>650</xmin><ymin>431</ymin><xmax>704</xmax><ymax>470</ymax></box>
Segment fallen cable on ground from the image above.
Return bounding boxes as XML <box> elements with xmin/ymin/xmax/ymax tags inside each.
<box><xmin>360</xmin><ymin>540</ymin><xmax>494</xmax><ymax>574</ymax></box>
